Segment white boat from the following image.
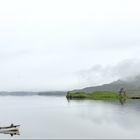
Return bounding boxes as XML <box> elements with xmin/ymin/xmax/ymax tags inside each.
<box><xmin>0</xmin><ymin>124</ymin><xmax>20</xmax><ymax>132</ymax></box>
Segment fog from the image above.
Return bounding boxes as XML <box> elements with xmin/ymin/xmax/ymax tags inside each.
<box><xmin>0</xmin><ymin>0</ymin><xmax>140</xmax><ymax>91</ymax></box>
<box><xmin>77</xmin><ymin>59</ymin><xmax>140</xmax><ymax>87</ymax></box>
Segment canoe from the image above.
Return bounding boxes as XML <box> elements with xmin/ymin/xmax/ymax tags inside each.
<box><xmin>0</xmin><ymin>125</ymin><xmax>20</xmax><ymax>132</ymax></box>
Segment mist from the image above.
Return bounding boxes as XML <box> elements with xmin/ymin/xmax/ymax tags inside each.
<box><xmin>0</xmin><ymin>0</ymin><xmax>140</xmax><ymax>91</ymax></box>
<box><xmin>77</xmin><ymin>59</ymin><xmax>140</xmax><ymax>87</ymax></box>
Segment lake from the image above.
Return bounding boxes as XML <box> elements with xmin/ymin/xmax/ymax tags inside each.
<box><xmin>0</xmin><ymin>95</ymin><xmax>140</xmax><ymax>139</ymax></box>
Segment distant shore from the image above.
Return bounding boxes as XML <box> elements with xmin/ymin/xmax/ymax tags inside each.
<box><xmin>0</xmin><ymin>91</ymin><xmax>66</xmax><ymax>96</ymax></box>
<box><xmin>66</xmin><ymin>91</ymin><xmax>140</xmax><ymax>100</ymax></box>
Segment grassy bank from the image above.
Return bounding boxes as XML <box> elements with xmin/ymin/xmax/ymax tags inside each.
<box><xmin>66</xmin><ymin>91</ymin><xmax>127</xmax><ymax>100</ymax></box>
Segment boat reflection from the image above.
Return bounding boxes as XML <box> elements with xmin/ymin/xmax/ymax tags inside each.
<box><xmin>0</xmin><ymin>130</ymin><xmax>20</xmax><ymax>137</ymax></box>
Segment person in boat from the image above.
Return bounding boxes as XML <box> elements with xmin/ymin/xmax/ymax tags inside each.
<box><xmin>10</xmin><ymin>124</ymin><xmax>14</xmax><ymax>127</ymax></box>
<box><xmin>119</xmin><ymin>88</ymin><xmax>126</xmax><ymax>96</ymax></box>
<box><xmin>119</xmin><ymin>88</ymin><xmax>123</xmax><ymax>96</ymax></box>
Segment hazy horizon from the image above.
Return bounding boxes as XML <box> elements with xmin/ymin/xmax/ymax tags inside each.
<box><xmin>0</xmin><ymin>0</ymin><xmax>140</xmax><ymax>91</ymax></box>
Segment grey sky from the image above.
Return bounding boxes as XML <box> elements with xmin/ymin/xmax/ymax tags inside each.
<box><xmin>0</xmin><ymin>0</ymin><xmax>140</xmax><ymax>91</ymax></box>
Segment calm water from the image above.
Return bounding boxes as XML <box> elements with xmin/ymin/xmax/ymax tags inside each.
<box><xmin>0</xmin><ymin>96</ymin><xmax>140</xmax><ymax>139</ymax></box>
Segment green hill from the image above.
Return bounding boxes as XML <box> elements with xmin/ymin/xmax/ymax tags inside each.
<box><xmin>73</xmin><ymin>76</ymin><xmax>140</xmax><ymax>97</ymax></box>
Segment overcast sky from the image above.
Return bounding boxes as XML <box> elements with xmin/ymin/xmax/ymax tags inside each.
<box><xmin>0</xmin><ymin>0</ymin><xmax>140</xmax><ymax>91</ymax></box>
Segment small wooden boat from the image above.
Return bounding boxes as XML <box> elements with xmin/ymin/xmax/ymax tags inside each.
<box><xmin>0</xmin><ymin>130</ymin><xmax>20</xmax><ymax>137</ymax></box>
<box><xmin>0</xmin><ymin>124</ymin><xmax>20</xmax><ymax>132</ymax></box>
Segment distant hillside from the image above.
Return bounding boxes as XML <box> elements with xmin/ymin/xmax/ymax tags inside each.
<box><xmin>38</xmin><ymin>91</ymin><xmax>66</xmax><ymax>96</ymax></box>
<box><xmin>74</xmin><ymin>76</ymin><xmax>140</xmax><ymax>96</ymax></box>
<box><xmin>0</xmin><ymin>91</ymin><xmax>66</xmax><ymax>96</ymax></box>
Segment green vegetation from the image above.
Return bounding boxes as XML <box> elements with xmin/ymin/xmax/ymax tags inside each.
<box><xmin>66</xmin><ymin>91</ymin><xmax>128</xmax><ymax>100</ymax></box>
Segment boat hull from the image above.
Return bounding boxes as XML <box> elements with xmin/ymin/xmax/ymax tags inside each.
<box><xmin>0</xmin><ymin>127</ymin><xmax>19</xmax><ymax>132</ymax></box>
<box><xmin>0</xmin><ymin>125</ymin><xmax>20</xmax><ymax>132</ymax></box>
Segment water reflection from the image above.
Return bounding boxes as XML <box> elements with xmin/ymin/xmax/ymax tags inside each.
<box><xmin>0</xmin><ymin>130</ymin><xmax>20</xmax><ymax>137</ymax></box>
<box><xmin>119</xmin><ymin>98</ymin><xmax>126</xmax><ymax>105</ymax></box>
<box><xmin>67</xmin><ymin>97</ymin><xmax>128</xmax><ymax>105</ymax></box>
<box><xmin>66</xmin><ymin>98</ymin><xmax>127</xmax><ymax>105</ymax></box>
<box><xmin>0</xmin><ymin>96</ymin><xmax>140</xmax><ymax>139</ymax></box>
<box><xmin>67</xmin><ymin>98</ymin><xmax>140</xmax><ymax>130</ymax></box>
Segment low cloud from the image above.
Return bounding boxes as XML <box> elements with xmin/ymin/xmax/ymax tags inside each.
<box><xmin>77</xmin><ymin>59</ymin><xmax>140</xmax><ymax>86</ymax></box>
